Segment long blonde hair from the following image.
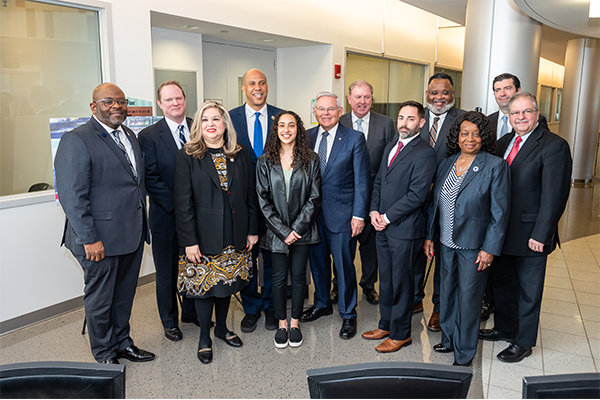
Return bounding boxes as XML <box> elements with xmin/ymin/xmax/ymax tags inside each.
<box><xmin>185</xmin><ymin>101</ymin><xmax>241</xmax><ymax>159</ymax></box>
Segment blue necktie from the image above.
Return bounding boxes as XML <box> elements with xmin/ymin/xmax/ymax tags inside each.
<box><xmin>356</xmin><ymin>119</ymin><xmax>364</xmax><ymax>133</ymax></box>
<box><xmin>254</xmin><ymin>112</ymin><xmax>263</xmax><ymax>158</ymax></box>
<box><xmin>318</xmin><ymin>131</ymin><xmax>329</xmax><ymax>174</ymax></box>
<box><xmin>499</xmin><ymin>115</ymin><xmax>509</xmax><ymax>139</ymax></box>
<box><xmin>178</xmin><ymin>124</ymin><xmax>186</xmax><ymax>148</ymax></box>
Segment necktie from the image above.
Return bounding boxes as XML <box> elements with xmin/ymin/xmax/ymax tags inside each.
<box><xmin>254</xmin><ymin>112</ymin><xmax>263</xmax><ymax>158</ymax></box>
<box><xmin>429</xmin><ymin>117</ymin><xmax>440</xmax><ymax>147</ymax></box>
<box><xmin>499</xmin><ymin>115</ymin><xmax>509</xmax><ymax>139</ymax></box>
<box><xmin>356</xmin><ymin>119</ymin><xmax>364</xmax><ymax>133</ymax></box>
<box><xmin>388</xmin><ymin>141</ymin><xmax>404</xmax><ymax>169</ymax></box>
<box><xmin>111</xmin><ymin>130</ymin><xmax>137</xmax><ymax>181</ymax></box>
<box><xmin>506</xmin><ymin>136</ymin><xmax>523</xmax><ymax>165</ymax></box>
<box><xmin>318</xmin><ymin>131</ymin><xmax>329</xmax><ymax>174</ymax></box>
<box><xmin>178</xmin><ymin>124</ymin><xmax>186</xmax><ymax>148</ymax></box>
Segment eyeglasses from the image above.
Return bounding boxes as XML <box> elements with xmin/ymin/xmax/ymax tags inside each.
<box><xmin>315</xmin><ymin>107</ymin><xmax>338</xmax><ymax>114</ymax></box>
<box><xmin>509</xmin><ymin>109</ymin><xmax>536</xmax><ymax>117</ymax></box>
<box><xmin>94</xmin><ymin>98</ymin><xmax>129</xmax><ymax>107</ymax></box>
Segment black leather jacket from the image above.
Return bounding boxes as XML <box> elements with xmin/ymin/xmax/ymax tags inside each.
<box><xmin>256</xmin><ymin>151</ymin><xmax>322</xmax><ymax>253</ymax></box>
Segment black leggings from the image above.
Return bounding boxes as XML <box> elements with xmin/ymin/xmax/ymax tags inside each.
<box><xmin>271</xmin><ymin>245</ymin><xmax>309</xmax><ymax>321</ymax></box>
<box><xmin>195</xmin><ymin>296</ymin><xmax>231</xmax><ymax>348</ymax></box>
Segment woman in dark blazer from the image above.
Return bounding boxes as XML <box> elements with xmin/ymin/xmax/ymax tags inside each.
<box><xmin>424</xmin><ymin>111</ymin><xmax>510</xmax><ymax>366</ymax></box>
<box><xmin>256</xmin><ymin>111</ymin><xmax>321</xmax><ymax>349</ymax></box>
<box><xmin>174</xmin><ymin>101</ymin><xmax>259</xmax><ymax>364</ymax></box>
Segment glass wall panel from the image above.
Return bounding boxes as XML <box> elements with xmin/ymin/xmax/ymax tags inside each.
<box><xmin>345</xmin><ymin>53</ymin><xmax>425</xmax><ymax>120</ymax></box>
<box><xmin>539</xmin><ymin>85</ymin><xmax>553</xmax><ymax>121</ymax></box>
<box><xmin>554</xmin><ymin>88</ymin><xmax>562</xmax><ymax>123</ymax></box>
<box><xmin>0</xmin><ymin>1</ymin><xmax>101</xmax><ymax>196</ymax></box>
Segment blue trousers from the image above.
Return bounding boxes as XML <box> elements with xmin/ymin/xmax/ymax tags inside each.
<box><xmin>309</xmin><ymin>221</ymin><xmax>358</xmax><ymax>319</ymax></box>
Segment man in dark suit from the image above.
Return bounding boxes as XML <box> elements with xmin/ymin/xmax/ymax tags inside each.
<box><xmin>481</xmin><ymin>73</ymin><xmax>549</xmax><ymax>321</ymax></box>
<box><xmin>417</xmin><ymin>73</ymin><xmax>465</xmax><ymax>331</ymax></box>
<box><xmin>338</xmin><ymin>80</ymin><xmax>396</xmax><ymax>306</ymax></box>
<box><xmin>488</xmin><ymin>73</ymin><xmax>549</xmax><ymax>140</ymax></box>
<box><xmin>138</xmin><ymin>80</ymin><xmax>197</xmax><ymax>342</ymax></box>
<box><xmin>363</xmin><ymin>100</ymin><xmax>437</xmax><ymax>352</ymax></box>
<box><xmin>229</xmin><ymin>68</ymin><xmax>282</xmax><ymax>333</ymax></box>
<box><xmin>479</xmin><ymin>92</ymin><xmax>572</xmax><ymax>363</ymax></box>
<box><xmin>301</xmin><ymin>91</ymin><xmax>370</xmax><ymax>340</ymax></box>
<box><xmin>55</xmin><ymin>83</ymin><xmax>154</xmax><ymax>364</ymax></box>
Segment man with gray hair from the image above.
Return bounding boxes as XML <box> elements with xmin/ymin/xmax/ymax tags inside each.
<box><xmin>301</xmin><ymin>91</ymin><xmax>370</xmax><ymax>341</ymax></box>
<box><xmin>337</xmin><ymin>80</ymin><xmax>396</xmax><ymax>306</ymax></box>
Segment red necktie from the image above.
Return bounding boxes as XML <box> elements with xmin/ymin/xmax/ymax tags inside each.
<box><xmin>388</xmin><ymin>141</ymin><xmax>404</xmax><ymax>169</ymax></box>
<box><xmin>506</xmin><ymin>136</ymin><xmax>523</xmax><ymax>165</ymax></box>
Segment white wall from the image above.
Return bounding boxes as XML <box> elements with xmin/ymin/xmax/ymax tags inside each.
<box><xmin>0</xmin><ymin>0</ymin><xmax>455</xmax><ymax>324</ymax></box>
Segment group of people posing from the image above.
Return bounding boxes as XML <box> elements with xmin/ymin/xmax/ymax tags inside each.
<box><xmin>54</xmin><ymin>68</ymin><xmax>572</xmax><ymax>368</ymax></box>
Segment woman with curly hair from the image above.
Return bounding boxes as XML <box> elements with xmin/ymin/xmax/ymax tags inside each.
<box><xmin>423</xmin><ymin>110</ymin><xmax>510</xmax><ymax>366</ymax></box>
<box><xmin>174</xmin><ymin>101</ymin><xmax>259</xmax><ymax>364</ymax></box>
<box><xmin>256</xmin><ymin>110</ymin><xmax>322</xmax><ymax>349</ymax></box>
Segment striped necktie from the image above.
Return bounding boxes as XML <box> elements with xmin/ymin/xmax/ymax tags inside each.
<box><xmin>111</xmin><ymin>130</ymin><xmax>137</xmax><ymax>181</ymax></box>
<box><xmin>429</xmin><ymin>117</ymin><xmax>440</xmax><ymax>147</ymax></box>
<box><xmin>178</xmin><ymin>124</ymin><xmax>186</xmax><ymax>148</ymax></box>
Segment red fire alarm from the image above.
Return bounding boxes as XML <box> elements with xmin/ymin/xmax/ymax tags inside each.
<box><xmin>334</xmin><ymin>64</ymin><xmax>342</xmax><ymax>79</ymax></box>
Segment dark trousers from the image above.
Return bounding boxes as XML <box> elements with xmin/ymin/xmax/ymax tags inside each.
<box><xmin>152</xmin><ymin>231</ymin><xmax>196</xmax><ymax>328</ymax></box>
<box><xmin>75</xmin><ymin>243</ymin><xmax>144</xmax><ymax>362</ymax></box>
<box><xmin>333</xmin><ymin>220</ymin><xmax>378</xmax><ymax>291</ymax></box>
<box><xmin>195</xmin><ymin>296</ymin><xmax>231</xmax><ymax>348</ymax></box>
<box><xmin>413</xmin><ymin>241</ymin><xmax>440</xmax><ymax>312</ymax></box>
<box><xmin>272</xmin><ymin>245</ymin><xmax>309</xmax><ymax>321</ymax></box>
<box><xmin>241</xmin><ymin>242</ymin><xmax>274</xmax><ymax>315</ymax></box>
<box><xmin>309</xmin><ymin>221</ymin><xmax>358</xmax><ymax>319</ymax></box>
<box><xmin>492</xmin><ymin>254</ymin><xmax>548</xmax><ymax>347</ymax></box>
<box><xmin>376</xmin><ymin>232</ymin><xmax>418</xmax><ymax>341</ymax></box>
<box><xmin>439</xmin><ymin>245</ymin><xmax>488</xmax><ymax>365</ymax></box>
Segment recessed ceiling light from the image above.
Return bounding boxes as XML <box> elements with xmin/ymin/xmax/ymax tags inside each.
<box><xmin>221</xmin><ymin>30</ymin><xmax>229</xmax><ymax>34</ymax></box>
<box><xmin>179</xmin><ymin>25</ymin><xmax>200</xmax><ymax>30</ymax></box>
<box><xmin>591</xmin><ymin>0</ymin><xmax>600</xmax><ymax>18</ymax></box>
<box><xmin>259</xmin><ymin>38</ymin><xmax>276</xmax><ymax>42</ymax></box>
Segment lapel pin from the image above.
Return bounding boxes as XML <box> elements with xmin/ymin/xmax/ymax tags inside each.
<box><xmin>473</xmin><ymin>166</ymin><xmax>479</xmax><ymax>172</ymax></box>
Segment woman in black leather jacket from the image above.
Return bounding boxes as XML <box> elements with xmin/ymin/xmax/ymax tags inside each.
<box><xmin>256</xmin><ymin>110</ymin><xmax>321</xmax><ymax>349</ymax></box>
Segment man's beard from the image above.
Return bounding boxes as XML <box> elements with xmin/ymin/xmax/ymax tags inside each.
<box><xmin>399</xmin><ymin>126</ymin><xmax>420</xmax><ymax>139</ymax></box>
<box><xmin>426</xmin><ymin>99</ymin><xmax>455</xmax><ymax>116</ymax></box>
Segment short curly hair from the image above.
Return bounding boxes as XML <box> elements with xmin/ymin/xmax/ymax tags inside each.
<box><xmin>446</xmin><ymin>111</ymin><xmax>496</xmax><ymax>157</ymax></box>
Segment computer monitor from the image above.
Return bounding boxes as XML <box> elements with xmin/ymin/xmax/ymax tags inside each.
<box><xmin>0</xmin><ymin>361</ymin><xmax>125</xmax><ymax>399</ymax></box>
<box><xmin>307</xmin><ymin>361</ymin><xmax>473</xmax><ymax>399</ymax></box>
<box><xmin>523</xmin><ymin>372</ymin><xmax>600</xmax><ymax>399</ymax></box>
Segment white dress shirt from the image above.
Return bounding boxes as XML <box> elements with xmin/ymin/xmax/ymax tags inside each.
<box><xmin>164</xmin><ymin>116</ymin><xmax>190</xmax><ymax>150</ymax></box>
<box><xmin>94</xmin><ymin>115</ymin><xmax>137</xmax><ymax>173</ymax></box>
<box><xmin>245</xmin><ymin>103</ymin><xmax>268</xmax><ymax>149</ymax></box>
<box><xmin>503</xmin><ymin>123</ymin><xmax>538</xmax><ymax>159</ymax></box>
<box><xmin>314</xmin><ymin>123</ymin><xmax>339</xmax><ymax>162</ymax></box>
<box><xmin>351</xmin><ymin>111</ymin><xmax>370</xmax><ymax>141</ymax></box>
<box><xmin>496</xmin><ymin>112</ymin><xmax>511</xmax><ymax>140</ymax></box>
<box><xmin>429</xmin><ymin>110</ymin><xmax>448</xmax><ymax>131</ymax></box>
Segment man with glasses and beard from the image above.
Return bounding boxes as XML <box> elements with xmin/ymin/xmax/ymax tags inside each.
<box><xmin>363</xmin><ymin>100</ymin><xmax>437</xmax><ymax>353</ymax></box>
<box><xmin>55</xmin><ymin>83</ymin><xmax>154</xmax><ymax>365</ymax></box>
<box><xmin>417</xmin><ymin>73</ymin><xmax>466</xmax><ymax>332</ymax></box>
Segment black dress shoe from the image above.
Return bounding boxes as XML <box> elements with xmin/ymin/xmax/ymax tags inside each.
<box><xmin>197</xmin><ymin>345</ymin><xmax>213</xmax><ymax>364</ymax></box>
<box><xmin>480</xmin><ymin>302</ymin><xmax>495</xmax><ymax>321</ymax></box>
<box><xmin>264</xmin><ymin>310</ymin><xmax>278</xmax><ymax>331</ymax></box>
<box><xmin>363</xmin><ymin>288</ymin><xmax>379</xmax><ymax>305</ymax></box>
<box><xmin>478</xmin><ymin>328</ymin><xmax>515</xmax><ymax>342</ymax></box>
<box><xmin>433</xmin><ymin>343</ymin><xmax>453</xmax><ymax>353</ymax></box>
<box><xmin>241</xmin><ymin>312</ymin><xmax>260</xmax><ymax>333</ymax></box>
<box><xmin>339</xmin><ymin>319</ymin><xmax>357</xmax><ymax>340</ymax></box>
<box><xmin>181</xmin><ymin>316</ymin><xmax>201</xmax><ymax>327</ymax></box>
<box><xmin>497</xmin><ymin>344</ymin><xmax>532</xmax><ymax>363</ymax></box>
<box><xmin>214</xmin><ymin>331</ymin><xmax>243</xmax><ymax>347</ymax></box>
<box><xmin>330</xmin><ymin>288</ymin><xmax>338</xmax><ymax>304</ymax></box>
<box><xmin>117</xmin><ymin>345</ymin><xmax>155</xmax><ymax>362</ymax></box>
<box><xmin>453</xmin><ymin>361</ymin><xmax>472</xmax><ymax>366</ymax></box>
<box><xmin>164</xmin><ymin>327</ymin><xmax>183</xmax><ymax>341</ymax></box>
<box><xmin>300</xmin><ymin>306</ymin><xmax>333</xmax><ymax>322</ymax></box>
<box><xmin>100</xmin><ymin>357</ymin><xmax>119</xmax><ymax>364</ymax></box>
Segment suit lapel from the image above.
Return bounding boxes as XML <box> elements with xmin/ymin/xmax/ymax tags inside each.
<box><xmin>201</xmin><ymin>151</ymin><xmax>222</xmax><ymax>189</ymax></box>
<box><xmin>510</xmin><ymin>127</ymin><xmax>542</xmax><ymax>172</ymax></box>
<box><xmin>387</xmin><ymin>137</ymin><xmax>415</xmax><ymax>174</ymax></box>
<box><xmin>92</xmin><ymin>118</ymin><xmax>137</xmax><ymax>180</ymax></box>
<box><xmin>366</xmin><ymin>112</ymin><xmax>376</xmax><ymax>150</ymax></box>
<box><xmin>323</xmin><ymin>124</ymin><xmax>345</xmax><ymax>176</ymax></box>
<box><xmin>457</xmin><ymin>152</ymin><xmax>485</xmax><ymax>195</ymax></box>
<box><xmin>158</xmin><ymin>118</ymin><xmax>179</xmax><ymax>158</ymax></box>
<box><xmin>236</xmin><ymin>107</ymin><xmax>249</xmax><ymax>144</ymax></box>
<box><xmin>434</xmin><ymin>107</ymin><xmax>456</xmax><ymax>152</ymax></box>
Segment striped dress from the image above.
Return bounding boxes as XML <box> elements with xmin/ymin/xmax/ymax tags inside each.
<box><xmin>438</xmin><ymin>164</ymin><xmax>470</xmax><ymax>249</ymax></box>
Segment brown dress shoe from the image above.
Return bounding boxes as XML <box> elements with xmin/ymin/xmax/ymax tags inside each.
<box><xmin>375</xmin><ymin>337</ymin><xmax>412</xmax><ymax>353</ymax></box>
<box><xmin>413</xmin><ymin>301</ymin><xmax>424</xmax><ymax>314</ymax></box>
<box><xmin>362</xmin><ymin>328</ymin><xmax>390</xmax><ymax>340</ymax></box>
<box><xmin>427</xmin><ymin>311</ymin><xmax>441</xmax><ymax>331</ymax></box>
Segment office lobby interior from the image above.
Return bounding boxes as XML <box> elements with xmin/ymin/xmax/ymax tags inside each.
<box><xmin>0</xmin><ymin>0</ymin><xmax>599</xmax><ymax>398</ymax></box>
